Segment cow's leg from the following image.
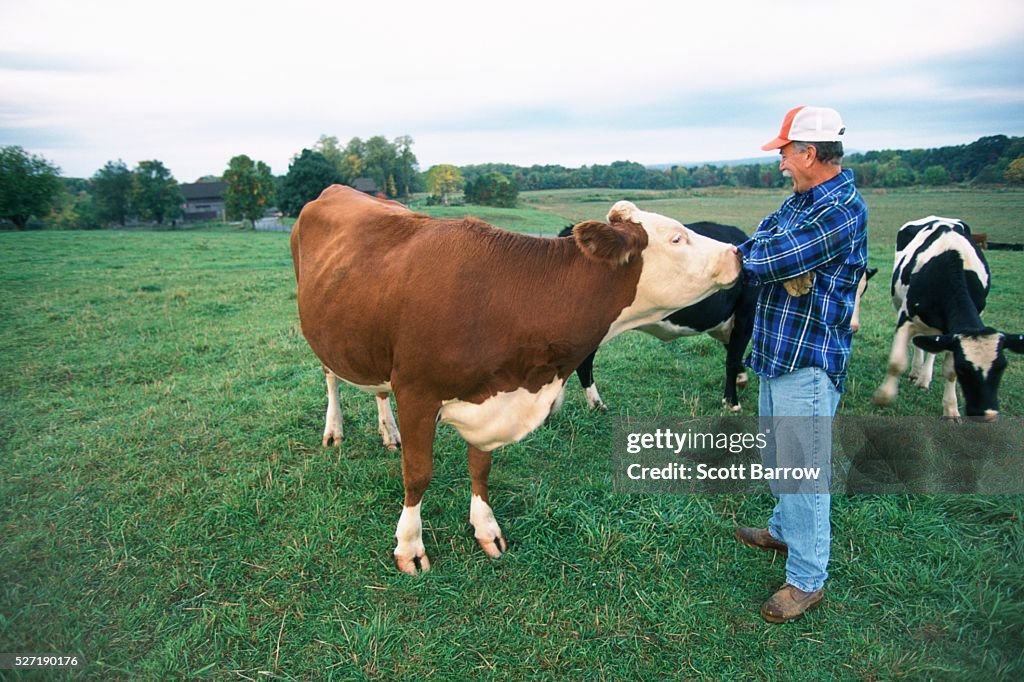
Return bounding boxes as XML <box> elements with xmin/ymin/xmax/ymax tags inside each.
<box><xmin>575</xmin><ymin>351</ymin><xmax>606</xmax><ymax>410</ymax></box>
<box><xmin>873</xmin><ymin>323</ymin><xmax>913</xmax><ymax>406</ymax></box>
<box><xmin>727</xmin><ymin>305</ymin><xmax>754</xmax><ymax>407</ymax></box>
<box><xmin>322</xmin><ymin>368</ymin><xmax>343</xmax><ymax>447</ymax></box>
<box><xmin>468</xmin><ymin>445</ymin><xmax>507</xmax><ymax>559</ymax></box>
<box><xmin>722</xmin><ymin>334</ymin><xmax>747</xmax><ymax>413</ymax></box>
<box><xmin>376</xmin><ymin>393</ymin><xmax>401</xmax><ymax>450</ymax></box>
<box><xmin>912</xmin><ymin>350</ymin><xmax>936</xmax><ymax>390</ymax></box>
<box><xmin>550</xmin><ymin>385</ymin><xmax>567</xmax><ymax>416</ymax></box>
<box><xmin>908</xmin><ymin>346</ymin><xmax>924</xmax><ymax>382</ymax></box>
<box><xmin>940</xmin><ymin>352</ymin><xmax>961</xmax><ymax>421</ymax></box>
<box><xmin>392</xmin><ymin>395</ymin><xmax>438</xmax><ymax>575</ymax></box>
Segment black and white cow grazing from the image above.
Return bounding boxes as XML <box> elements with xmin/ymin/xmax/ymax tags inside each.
<box><xmin>559</xmin><ymin>221</ymin><xmax>759</xmax><ymax>412</ymax></box>
<box><xmin>872</xmin><ymin>216</ymin><xmax>1024</xmax><ymax>421</ymax></box>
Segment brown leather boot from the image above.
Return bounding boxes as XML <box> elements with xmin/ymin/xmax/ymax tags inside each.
<box><xmin>761</xmin><ymin>584</ymin><xmax>824</xmax><ymax>623</ymax></box>
<box><xmin>735</xmin><ymin>527</ymin><xmax>788</xmax><ymax>555</ymax></box>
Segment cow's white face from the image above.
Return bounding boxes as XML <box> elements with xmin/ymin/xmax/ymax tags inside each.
<box><xmin>603</xmin><ymin>201</ymin><xmax>741</xmax><ymax>339</ymax></box>
<box><xmin>913</xmin><ymin>331</ymin><xmax>1024</xmax><ymax>420</ymax></box>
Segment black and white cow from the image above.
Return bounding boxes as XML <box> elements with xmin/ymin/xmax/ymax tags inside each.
<box><xmin>872</xmin><ymin>216</ymin><xmax>1024</xmax><ymax>421</ymax></box>
<box><xmin>560</xmin><ymin>221</ymin><xmax>759</xmax><ymax>412</ymax></box>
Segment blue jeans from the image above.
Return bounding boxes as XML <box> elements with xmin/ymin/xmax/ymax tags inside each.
<box><xmin>758</xmin><ymin>367</ymin><xmax>840</xmax><ymax>593</ymax></box>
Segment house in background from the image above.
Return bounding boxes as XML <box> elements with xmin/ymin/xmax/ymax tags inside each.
<box><xmin>181</xmin><ymin>181</ymin><xmax>227</xmax><ymax>221</ymax></box>
<box><xmin>351</xmin><ymin>177</ymin><xmax>379</xmax><ymax>195</ymax></box>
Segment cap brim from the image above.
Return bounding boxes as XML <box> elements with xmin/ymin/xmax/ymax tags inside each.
<box><xmin>761</xmin><ymin>137</ymin><xmax>788</xmax><ymax>151</ymax></box>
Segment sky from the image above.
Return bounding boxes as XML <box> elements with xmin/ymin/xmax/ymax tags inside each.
<box><xmin>2</xmin><ymin>0</ymin><xmax>1023</xmax><ymax>182</ymax></box>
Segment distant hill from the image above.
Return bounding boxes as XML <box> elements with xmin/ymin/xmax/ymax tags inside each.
<box><xmin>647</xmin><ymin>157</ymin><xmax>770</xmax><ymax>170</ymax></box>
<box><xmin>454</xmin><ymin>136</ymin><xmax>1022</xmax><ymax>193</ymax></box>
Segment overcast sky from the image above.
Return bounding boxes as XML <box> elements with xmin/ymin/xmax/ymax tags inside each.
<box><xmin>2</xmin><ymin>0</ymin><xmax>1023</xmax><ymax>182</ymax></box>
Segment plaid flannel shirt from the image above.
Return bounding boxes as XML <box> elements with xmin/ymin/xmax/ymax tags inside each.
<box><xmin>736</xmin><ymin>169</ymin><xmax>868</xmax><ymax>392</ymax></box>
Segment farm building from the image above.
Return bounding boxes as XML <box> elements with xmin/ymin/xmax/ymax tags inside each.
<box><xmin>180</xmin><ymin>181</ymin><xmax>227</xmax><ymax>221</ymax></box>
<box><xmin>351</xmin><ymin>177</ymin><xmax>379</xmax><ymax>195</ymax></box>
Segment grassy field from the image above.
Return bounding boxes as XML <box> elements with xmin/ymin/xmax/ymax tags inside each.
<box><xmin>2</xmin><ymin>187</ymin><xmax>1023</xmax><ymax>679</ymax></box>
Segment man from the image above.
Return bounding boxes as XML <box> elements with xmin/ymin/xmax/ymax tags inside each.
<box><xmin>734</xmin><ymin>106</ymin><xmax>868</xmax><ymax>623</ymax></box>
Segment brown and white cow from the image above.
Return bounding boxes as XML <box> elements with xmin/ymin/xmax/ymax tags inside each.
<box><xmin>290</xmin><ymin>185</ymin><xmax>740</xmax><ymax>574</ymax></box>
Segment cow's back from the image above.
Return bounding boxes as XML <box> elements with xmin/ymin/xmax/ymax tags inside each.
<box><xmin>687</xmin><ymin>221</ymin><xmax>749</xmax><ymax>247</ymax></box>
<box><xmin>891</xmin><ymin>216</ymin><xmax>990</xmax><ymax>327</ymax></box>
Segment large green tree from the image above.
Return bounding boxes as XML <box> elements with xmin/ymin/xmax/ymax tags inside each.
<box><xmin>0</xmin><ymin>145</ymin><xmax>61</xmax><ymax>229</ymax></box>
<box><xmin>223</xmin><ymin>154</ymin><xmax>274</xmax><ymax>228</ymax></box>
<box><xmin>393</xmin><ymin>135</ymin><xmax>420</xmax><ymax>197</ymax></box>
<box><xmin>338</xmin><ymin>137</ymin><xmax>367</xmax><ymax>184</ymax></box>
<box><xmin>464</xmin><ymin>171</ymin><xmax>517</xmax><ymax>207</ymax></box>
<box><xmin>132</xmin><ymin>160</ymin><xmax>183</xmax><ymax>226</ymax></box>
<box><xmin>313</xmin><ymin>135</ymin><xmax>345</xmax><ymax>175</ymax></box>
<box><xmin>278</xmin><ymin>149</ymin><xmax>342</xmax><ymax>217</ymax></box>
<box><xmin>91</xmin><ymin>159</ymin><xmax>133</xmax><ymax>226</ymax></box>
<box><xmin>424</xmin><ymin>164</ymin><xmax>463</xmax><ymax>205</ymax></box>
<box><xmin>312</xmin><ymin>134</ymin><xmax>420</xmax><ymax>197</ymax></box>
<box><xmin>361</xmin><ymin>136</ymin><xmax>399</xmax><ymax>196</ymax></box>
<box><xmin>1006</xmin><ymin>156</ymin><xmax>1024</xmax><ymax>184</ymax></box>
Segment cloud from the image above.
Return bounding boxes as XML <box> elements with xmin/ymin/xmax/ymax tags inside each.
<box><xmin>1</xmin><ymin>0</ymin><xmax>1023</xmax><ymax>179</ymax></box>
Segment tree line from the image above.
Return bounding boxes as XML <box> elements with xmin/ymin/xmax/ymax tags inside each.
<box><xmin>3</xmin><ymin>134</ymin><xmax>1024</xmax><ymax>230</ymax></box>
<box><xmin>444</xmin><ymin>135</ymin><xmax>1024</xmax><ymax>193</ymax></box>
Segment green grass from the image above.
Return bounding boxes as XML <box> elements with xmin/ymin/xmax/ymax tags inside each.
<box><xmin>2</xmin><ymin>188</ymin><xmax>1023</xmax><ymax>680</ymax></box>
<box><xmin>410</xmin><ymin>200</ymin><xmax>573</xmax><ymax>236</ymax></box>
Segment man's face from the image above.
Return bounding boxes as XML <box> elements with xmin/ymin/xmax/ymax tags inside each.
<box><xmin>778</xmin><ymin>142</ymin><xmax>813</xmax><ymax>192</ymax></box>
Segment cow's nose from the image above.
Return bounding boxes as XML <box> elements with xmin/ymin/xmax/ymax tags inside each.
<box><xmin>714</xmin><ymin>247</ymin><xmax>742</xmax><ymax>286</ymax></box>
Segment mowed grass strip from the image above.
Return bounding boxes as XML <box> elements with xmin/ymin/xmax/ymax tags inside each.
<box><xmin>1</xmin><ymin>188</ymin><xmax>1022</xmax><ymax>679</ymax></box>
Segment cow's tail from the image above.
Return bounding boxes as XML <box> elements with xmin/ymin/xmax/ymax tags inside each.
<box><xmin>290</xmin><ymin>216</ymin><xmax>302</xmax><ymax>284</ymax></box>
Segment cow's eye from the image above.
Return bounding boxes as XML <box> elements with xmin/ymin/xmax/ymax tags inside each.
<box><xmin>671</xmin><ymin>233</ymin><xmax>684</xmax><ymax>245</ymax></box>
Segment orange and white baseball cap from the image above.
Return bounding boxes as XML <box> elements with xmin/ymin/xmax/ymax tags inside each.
<box><xmin>761</xmin><ymin>106</ymin><xmax>846</xmax><ymax>151</ymax></box>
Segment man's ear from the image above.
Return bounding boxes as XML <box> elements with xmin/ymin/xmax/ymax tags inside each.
<box><xmin>912</xmin><ymin>334</ymin><xmax>956</xmax><ymax>354</ymax></box>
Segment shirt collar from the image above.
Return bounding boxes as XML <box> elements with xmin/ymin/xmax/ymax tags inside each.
<box><xmin>801</xmin><ymin>168</ymin><xmax>853</xmax><ymax>203</ymax></box>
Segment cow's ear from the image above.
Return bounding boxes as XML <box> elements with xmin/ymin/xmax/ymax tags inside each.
<box><xmin>1001</xmin><ymin>334</ymin><xmax>1024</xmax><ymax>354</ymax></box>
<box><xmin>606</xmin><ymin>200</ymin><xmax>638</xmax><ymax>224</ymax></box>
<box><xmin>573</xmin><ymin>220</ymin><xmax>648</xmax><ymax>267</ymax></box>
<box><xmin>912</xmin><ymin>334</ymin><xmax>956</xmax><ymax>353</ymax></box>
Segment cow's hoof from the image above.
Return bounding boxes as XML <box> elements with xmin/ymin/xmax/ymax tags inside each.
<box><xmin>477</xmin><ymin>534</ymin><xmax>507</xmax><ymax>559</ymax></box>
<box><xmin>383</xmin><ymin>440</ymin><xmax>401</xmax><ymax>451</ymax></box>
<box><xmin>322</xmin><ymin>431</ymin><xmax>342</xmax><ymax>447</ymax></box>
<box><xmin>872</xmin><ymin>391</ymin><xmax>892</xmax><ymax>407</ymax></box>
<box><xmin>589</xmin><ymin>400</ymin><xmax>608</xmax><ymax>412</ymax></box>
<box><xmin>913</xmin><ymin>379</ymin><xmax>932</xmax><ymax>390</ymax></box>
<box><xmin>395</xmin><ymin>552</ymin><xmax>431</xmax><ymax>575</ymax></box>
<box><xmin>942</xmin><ymin>415</ymin><xmax>963</xmax><ymax>424</ymax></box>
<box><xmin>722</xmin><ymin>399</ymin><xmax>742</xmax><ymax>414</ymax></box>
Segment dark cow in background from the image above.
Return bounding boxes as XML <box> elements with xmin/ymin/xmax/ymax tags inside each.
<box><xmin>558</xmin><ymin>221</ymin><xmax>877</xmax><ymax>412</ymax></box>
<box><xmin>872</xmin><ymin>216</ymin><xmax>1024</xmax><ymax>421</ymax></box>
<box><xmin>559</xmin><ymin>221</ymin><xmax>757</xmax><ymax>411</ymax></box>
<box><xmin>291</xmin><ymin>186</ymin><xmax>741</xmax><ymax>574</ymax></box>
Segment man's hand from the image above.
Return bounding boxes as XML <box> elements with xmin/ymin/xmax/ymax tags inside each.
<box><xmin>783</xmin><ymin>272</ymin><xmax>815</xmax><ymax>297</ymax></box>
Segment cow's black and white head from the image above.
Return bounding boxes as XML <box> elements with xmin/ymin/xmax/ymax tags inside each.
<box><xmin>913</xmin><ymin>330</ymin><xmax>1024</xmax><ymax>420</ymax></box>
